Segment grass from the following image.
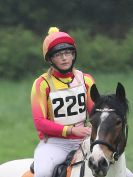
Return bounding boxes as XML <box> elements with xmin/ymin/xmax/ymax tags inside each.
<box><xmin>0</xmin><ymin>72</ymin><xmax>133</xmax><ymax>171</ymax></box>
<box><xmin>0</xmin><ymin>78</ymin><xmax>38</xmax><ymax>162</ymax></box>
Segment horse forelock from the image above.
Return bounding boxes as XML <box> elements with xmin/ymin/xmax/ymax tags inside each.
<box><xmin>90</xmin><ymin>94</ymin><xmax>129</xmax><ymax>121</ymax></box>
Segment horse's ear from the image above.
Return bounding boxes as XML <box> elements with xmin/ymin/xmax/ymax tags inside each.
<box><xmin>90</xmin><ymin>84</ymin><xmax>100</xmax><ymax>103</ymax></box>
<box><xmin>116</xmin><ymin>82</ymin><xmax>126</xmax><ymax>101</ymax></box>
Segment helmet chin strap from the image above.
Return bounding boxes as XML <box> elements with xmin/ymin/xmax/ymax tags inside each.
<box><xmin>50</xmin><ymin>59</ymin><xmax>76</xmax><ymax>74</ymax></box>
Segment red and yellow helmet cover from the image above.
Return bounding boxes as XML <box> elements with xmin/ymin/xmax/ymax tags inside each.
<box><xmin>43</xmin><ymin>27</ymin><xmax>76</xmax><ymax>60</ymax></box>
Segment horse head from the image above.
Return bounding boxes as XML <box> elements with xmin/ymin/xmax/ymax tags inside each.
<box><xmin>88</xmin><ymin>82</ymin><xmax>128</xmax><ymax>177</ymax></box>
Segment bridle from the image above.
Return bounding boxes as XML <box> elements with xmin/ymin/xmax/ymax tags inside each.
<box><xmin>90</xmin><ymin>108</ymin><xmax>128</xmax><ymax>163</ymax></box>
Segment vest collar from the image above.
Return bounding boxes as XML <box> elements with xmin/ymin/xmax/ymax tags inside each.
<box><xmin>52</xmin><ymin>69</ymin><xmax>74</xmax><ymax>78</ymax></box>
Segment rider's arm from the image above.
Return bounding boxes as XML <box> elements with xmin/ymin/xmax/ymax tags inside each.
<box><xmin>83</xmin><ymin>73</ymin><xmax>95</xmax><ymax>114</ymax></box>
<box><xmin>31</xmin><ymin>77</ymin><xmax>68</xmax><ymax>139</ymax></box>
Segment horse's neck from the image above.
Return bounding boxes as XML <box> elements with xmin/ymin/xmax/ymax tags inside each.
<box><xmin>107</xmin><ymin>153</ymin><xmax>126</xmax><ymax>177</ymax></box>
<box><xmin>74</xmin><ymin>137</ymin><xmax>91</xmax><ymax>162</ymax></box>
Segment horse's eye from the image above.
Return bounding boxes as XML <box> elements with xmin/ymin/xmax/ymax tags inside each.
<box><xmin>116</xmin><ymin>119</ymin><xmax>122</xmax><ymax>126</ymax></box>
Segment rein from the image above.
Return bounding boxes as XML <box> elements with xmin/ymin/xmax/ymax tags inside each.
<box><xmin>90</xmin><ymin>108</ymin><xmax>128</xmax><ymax>162</ymax></box>
<box><xmin>71</xmin><ymin>144</ymin><xmax>87</xmax><ymax>177</ymax></box>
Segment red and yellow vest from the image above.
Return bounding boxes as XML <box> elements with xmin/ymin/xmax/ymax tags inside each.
<box><xmin>31</xmin><ymin>69</ymin><xmax>94</xmax><ymax>139</ymax></box>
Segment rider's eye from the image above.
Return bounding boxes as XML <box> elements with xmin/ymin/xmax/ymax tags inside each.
<box><xmin>52</xmin><ymin>50</ymin><xmax>74</xmax><ymax>58</ymax></box>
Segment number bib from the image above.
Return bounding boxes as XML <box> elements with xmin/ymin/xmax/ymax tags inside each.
<box><xmin>49</xmin><ymin>85</ymin><xmax>86</xmax><ymax>125</ymax></box>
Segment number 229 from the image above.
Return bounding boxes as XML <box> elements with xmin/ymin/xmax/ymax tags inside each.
<box><xmin>52</xmin><ymin>93</ymin><xmax>86</xmax><ymax>118</ymax></box>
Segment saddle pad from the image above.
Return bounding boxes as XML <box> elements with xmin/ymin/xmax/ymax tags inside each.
<box><xmin>66</xmin><ymin>165</ymin><xmax>73</xmax><ymax>177</ymax></box>
<box><xmin>22</xmin><ymin>171</ymin><xmax>33</xmax><ymax>177</ymax></box>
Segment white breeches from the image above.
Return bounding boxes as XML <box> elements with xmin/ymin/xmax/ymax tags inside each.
<box><xmin>34</xmin><ymin>138</ymin><xmax>82</xmax><ymax>177</ymax></box>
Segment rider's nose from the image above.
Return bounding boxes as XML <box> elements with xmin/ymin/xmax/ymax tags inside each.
<box><xmin>61</xmin><ymin>54</ymin><xmax>67</xmax><ymax>60</ymax></box>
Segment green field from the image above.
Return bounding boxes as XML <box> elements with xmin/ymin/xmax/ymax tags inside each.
<box><xmin>0</xmin><ymin>72</ymin><xmax>133</xmax><ymax>171</ymax></box>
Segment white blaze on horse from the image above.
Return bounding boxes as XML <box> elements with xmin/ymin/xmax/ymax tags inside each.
<box><xmin>0</xmin><ymin>83</ymin><xmax>130</xmax><ymax>177</ymax></box>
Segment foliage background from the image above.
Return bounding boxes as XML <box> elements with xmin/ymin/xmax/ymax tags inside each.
<box><xmin>0</xmin><ymin>0</ymin><xmax>133</xmax><ymax>171</ymax></box>
<box><xmin>0</xmin><ymin>0</ymin><xmax>133</xmax><ymax>79</ymax></box>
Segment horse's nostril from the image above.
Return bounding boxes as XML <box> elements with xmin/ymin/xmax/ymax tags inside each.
<box><xmin>88</xmin><ymin>156</ymin><xmax>94</xmax><ymax>168</ymax></box>
<box><xmin>88</xmin><ymin>156</ymin><xmax>109</xmax><ymax>176</ymax></box>
<box><xmin>88</xmin><ymin>157</ymin><xmax>98</xmax><ymax>170</ymax></box>
<box><xmin>99</xmin><ymin>157</ymin><xmax>108</xmax><ymax>169</ymax></box>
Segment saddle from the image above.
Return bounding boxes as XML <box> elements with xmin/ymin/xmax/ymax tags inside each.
<box><xmin>52</xmin><ymin>147</ymin><xmax>87</xmax><ymax>177</ymax></box>
<box><xmin>21</xmin><ymin>150</ymin><xmax>76</xmax><ymax>177</ymax></box>
<box><xmin>21</xmin><ymin>162</ymin><xmax>34</xmax><ymax>177</ymax></box>
<box><xmin>52</xmin><ymin>150</ymin><xmax>76</xmax><ymax>177</ymax></box>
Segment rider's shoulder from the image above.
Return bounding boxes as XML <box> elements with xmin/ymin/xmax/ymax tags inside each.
<box><xmin>74</xmin><ymin>69</ymin><xmax>95</xmax><ymax>86</ymax></box>
<box><xmin>83</xmin><ymin>72</ymin><xmax>95</xmax><ymax>86</ymax></box>
<box><xmin>33</xmin><ymin>72</ymin><xmax>50</xmax><ymax>90</ymax></box>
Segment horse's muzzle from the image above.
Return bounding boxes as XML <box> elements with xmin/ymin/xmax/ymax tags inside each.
<box><xmin>88</xmin><ymin>156</ymin><xmax>109</xmax><ymax>177</ymax></box>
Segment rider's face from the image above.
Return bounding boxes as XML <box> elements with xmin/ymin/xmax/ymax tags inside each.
<box><xmin>50</xmin><ymin>49</ymin><xmax>75</xmax><ymax>71</ymax></box>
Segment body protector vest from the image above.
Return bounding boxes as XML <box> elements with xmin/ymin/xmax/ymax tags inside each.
<box><xmin>43</xmin><ymin>70</ymin><xmax>87</xmax><ymax>125</ymax></box>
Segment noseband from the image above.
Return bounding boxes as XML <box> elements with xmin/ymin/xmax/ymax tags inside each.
<box><xmin>90</xmin><ymin>108</ymin><xmax>128</xmax><ymax>162</ymax></box>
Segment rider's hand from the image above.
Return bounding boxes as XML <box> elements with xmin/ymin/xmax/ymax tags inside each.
<box><xmin>67</xmin><ymin>126</ymin><xmax>91</xmax><ymax>138</ymax></box>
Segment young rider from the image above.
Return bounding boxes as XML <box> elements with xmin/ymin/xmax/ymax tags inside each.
<box><xmin>31</xmin><ymin>27</ymin><xmax>95</xmax><ymax>177</ymax></box>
